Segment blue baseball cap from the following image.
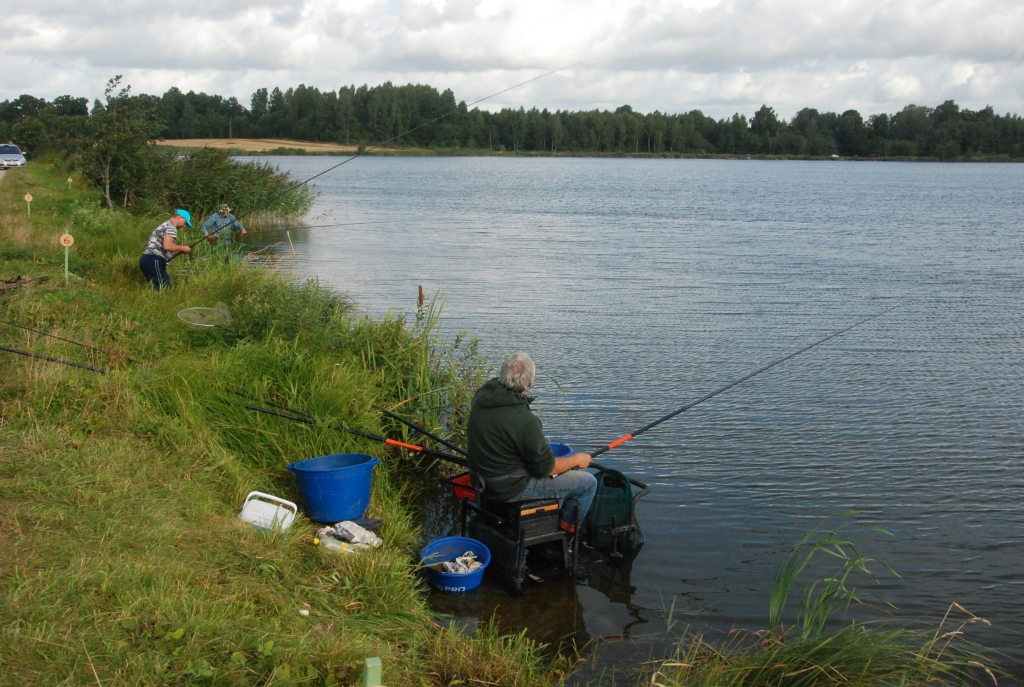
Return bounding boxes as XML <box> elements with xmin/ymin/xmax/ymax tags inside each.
<box><xmin>174</xmin><ymin>209</ymin><xmax>193</xmax><ymax>227</ymax></box>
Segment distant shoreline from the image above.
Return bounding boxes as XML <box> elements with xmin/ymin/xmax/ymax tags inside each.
<box><xmin>156</xmin><ymin>138</ymin><xmax>1024</xmax><ymax>163</ymax></box>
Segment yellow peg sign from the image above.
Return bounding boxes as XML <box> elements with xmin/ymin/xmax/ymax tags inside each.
<box><xmin>24</xmin><ymin>193</ymin><xmax>32</xmax><ymax>217</ymax></box>
<box><xmin>67</xmin><ymin>177</ymin><xmax>73</xmax><ymax>190</ymax></box>
<box><xmin>59</xmin><ymin>233</ymin><xmax>74</xmax><ymax>284</ymax></box>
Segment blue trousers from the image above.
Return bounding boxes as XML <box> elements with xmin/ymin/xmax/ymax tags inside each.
<box><xmin>139</xmin><ymin>254</ymin><xmax>171</xmax><ymax>291</ymax></box>
<box><xmin>515</xmin><ymin>470</ymin><xmax>598</xmax><ymax>524</ymax></box>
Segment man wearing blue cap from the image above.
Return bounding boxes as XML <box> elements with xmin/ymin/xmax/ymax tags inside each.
<box><xmin>139</xmin><ymin>209</ymin><xmax>192</xmax><ymax>291</ymax></box>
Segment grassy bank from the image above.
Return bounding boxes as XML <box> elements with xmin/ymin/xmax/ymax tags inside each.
<box><xmin>0</xmin><ymin>162</ymin><xmax>562</xmax><ymax>685</ymax></box>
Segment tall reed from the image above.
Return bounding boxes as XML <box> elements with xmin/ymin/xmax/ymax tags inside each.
<box><xmin>648</xmin><ymin>523</ymin><xmax>997</xmax><ymax>687</ymax></box>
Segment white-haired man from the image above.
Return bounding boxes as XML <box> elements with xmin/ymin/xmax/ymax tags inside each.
<box><xmin>467</xmin><ymin>351</ymin><xmax>597</xmax><ymax>532</ymax></box>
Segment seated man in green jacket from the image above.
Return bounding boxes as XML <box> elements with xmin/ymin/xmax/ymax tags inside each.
<box><xmin>467</xmin><ymin>351</ymin><xmax>596</xmax><ymax>532</ymax></box>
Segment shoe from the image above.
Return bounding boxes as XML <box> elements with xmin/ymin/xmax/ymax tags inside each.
<box><xmin>558</xmin><ymin>519</ymin><xmax>576</xmax><ymax>534</ymax></box>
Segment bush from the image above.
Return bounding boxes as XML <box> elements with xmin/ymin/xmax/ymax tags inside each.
<box><xmin>156</xmin><ymin>148</ymin><xmax>313</xmax><ymax>222</ymax></box>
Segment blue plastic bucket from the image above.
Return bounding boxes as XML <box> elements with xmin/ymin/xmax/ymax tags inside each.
<box><xmin>420</xmin><ymin>537</ymin><xmax>491</xmax><ymax>593</ymax></box>
<box><xmin>549</xmin><ymin>442</ymin><xmax>573</xmax><ymax>458</ymax></box>
<box><xmin>286</xmin><ymin>453</ymin><xmax>381</xmax><ymax>523</ymax></box>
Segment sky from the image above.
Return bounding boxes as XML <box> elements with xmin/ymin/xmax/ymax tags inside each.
<box><xmin>3</xmin><ymin>0</ymin><xmax>1023</xmax><ymax>120</ymax></box>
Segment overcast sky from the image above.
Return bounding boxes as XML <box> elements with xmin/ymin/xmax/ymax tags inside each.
<box><xmin>3</xmin><ymin>0</ymin><xmax>1023</xmax><ymax>119</ymax></box>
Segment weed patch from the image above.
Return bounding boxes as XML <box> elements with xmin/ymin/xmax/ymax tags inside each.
<box><xmin>0</xmin><ymin>163</ymin><xmax>533</xmax><ymax>686</ymax></box>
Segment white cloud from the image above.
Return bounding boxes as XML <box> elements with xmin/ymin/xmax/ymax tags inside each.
<box><xmin>2</xmin><ymin>0</ymin><xmax>1023</xmax><ymax>119</ymax></box>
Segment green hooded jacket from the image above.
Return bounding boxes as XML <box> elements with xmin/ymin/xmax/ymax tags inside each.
<box><xmin>466</xmin><ymin>378</ymin><xmax>555</xmax><ymax>502</ymax></box>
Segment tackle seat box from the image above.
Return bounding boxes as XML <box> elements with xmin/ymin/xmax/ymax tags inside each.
<box><xmin>482</xmin><ymin>498</ymin><xmax>560</xmax><ymax>542</ymax></box>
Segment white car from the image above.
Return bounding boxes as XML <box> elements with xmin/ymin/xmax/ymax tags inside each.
<box><xmin>0</xmin><ymin>144</ymin><xmax>27</xmax><ymax>168</ymax></box>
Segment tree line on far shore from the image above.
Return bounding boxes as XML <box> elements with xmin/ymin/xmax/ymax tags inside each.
<box><xmin>0</xmin><ymin>77</ymin><xmax>311</xmax><ymax>215</ymax></box>
<box><xmin>3</xmin><ymin>80</ymin><xmax>1023</xmax><ymax>160</ymax></box>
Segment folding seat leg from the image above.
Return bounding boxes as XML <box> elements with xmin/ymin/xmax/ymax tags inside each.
<box><xmin>571</xmin><ymin>505</ymin><xmax>581</xmax><ymax>580</ymax></box>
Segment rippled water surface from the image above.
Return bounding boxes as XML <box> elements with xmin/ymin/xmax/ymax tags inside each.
<box><xmin>250</xmin><ymin>157</ymin><xmax>1023</xmax><ymax>677</ymax></box>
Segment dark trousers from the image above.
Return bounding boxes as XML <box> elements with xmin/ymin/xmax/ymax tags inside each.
<box><xmin>139</xmin><ymin>254</ymin><xmax>171</xmax><ymax>291</ymax></box>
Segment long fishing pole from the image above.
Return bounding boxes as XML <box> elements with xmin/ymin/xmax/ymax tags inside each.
<box><xmin>0</xmin><ymin>319</ymin><xmax>137</xmax><ymax>363</ymax></box>
<box><xmin>170</xmin><ymin>53</ymin><xmax>610</xmax><ymax>260</ymax></box>
<box><xmin>0</xmin><ymin>344</ymin><xmax>107</xmax><ymax>374</ymax></box>
<box><xmin>243</xmin><ymin>403</ymin><xmax>468</xmax><ymax>466</ymax></box>
<box><xmin>375</xmin><ymin>406</ymin><xmax>621</xmax><ymax>473</ymax></box>
<box><xmin>589</xmin><ymin>306</ymin><xmax>898</xmax><ymax>458</ymax></box>
<box><xmin>251</xmin><ymin>219</ymin><xmax>564</xmax><ymax>245</ymax></box>
<box><xmin>377</xmin><ymin>407</ymin><xmax>468</xmax><ymax>456</ymax></box>
<box><xmin>232</xmin><ymin>393</ymin><xmax>468</xmax><ymax>466</ymax></box>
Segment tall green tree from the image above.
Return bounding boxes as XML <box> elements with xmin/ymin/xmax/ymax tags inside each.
<box><xmin>79</xmin><ymin>76</ymin><xmax>163</xmax><ymax>207</ymax></box>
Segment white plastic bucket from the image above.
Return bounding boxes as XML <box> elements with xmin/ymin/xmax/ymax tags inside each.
<box><xmin>239</xmin><ymin>491</ymin><xmax>297</xmax><ymax>532</ymax></box>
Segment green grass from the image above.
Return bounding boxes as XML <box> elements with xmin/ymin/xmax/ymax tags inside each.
<box><xmin>2</xmin><ymin>164</ymin><xmax>1001</xmax><ymax>687</ymax></box>
<box><xmin>639</xmin><ymin>523</ymin><xmax>998</xmax><ymax>687</ymax></box>
<box><xmin>0</xmin><ymin>163</ymin><xmax>555</xmax><ymax>686</ymax></box>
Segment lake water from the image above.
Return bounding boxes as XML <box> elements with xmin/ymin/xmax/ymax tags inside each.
<box><xmin>248</xmin><ymin>156</ymin><xmax>1023</xmax><ymax>679</ymax></box>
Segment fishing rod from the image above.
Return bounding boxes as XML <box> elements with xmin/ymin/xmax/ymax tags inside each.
<box><xmin>589</xmin><ymin>306</ymin><xmax>899</xmax><ymax>458</ymax></box>
<box><xmin>264</xmin><ymin>216</ymin><xmax>602</xmax><ymax>233</ymax></box>
<box><xmin>0</xmin><ymin>319</ymin><xmax>138</xmax><ymax>363</ymax></box>
<box><xmin>170</xmin><ymin>53</ymin><xmax>610</xmax><ymax>261</ymax></box>
<box><xmin>230</xmin><ymin>390</ymin><xmax>468</xmax><ymax>466</ymax></box>
<box><xmin>243</xmin><ymin>403</ymin><xmax>468</xmax><ymax>466</ymax></box>
<box><xmin>376</xmin><ymin>406</ymin><xmax>620</xmax><ymax>474</ymax></box>
<box><xmin>0</xmin><ymin>344</ymin><xmax>107</xmax><ymax>374</ymax></box>
<box><xmin>377</xmin><ymin>407</ymin><xmax>468</xmax><ymax>456</ymax></box>
<box><xmin>240</xmin><ymin>219</ymin><xmax>407</xmax><ymax>238</ymax></box>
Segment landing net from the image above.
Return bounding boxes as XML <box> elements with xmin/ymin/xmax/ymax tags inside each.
<box><xmin>177</xmin><ymin>303</ymin><xmax>232</xmax><ymax>328</ymax></box>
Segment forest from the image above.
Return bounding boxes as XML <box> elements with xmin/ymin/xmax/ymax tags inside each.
<box><xmin>3</xmin><ymin>80</ymin><xmax>1023</xmax><ymax>159</ymax></box>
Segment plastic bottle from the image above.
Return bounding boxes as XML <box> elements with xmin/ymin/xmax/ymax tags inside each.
<box><xmin>316</xmin><ymin>536</ymin><xmax>360</xmax><ymax>556</ymax></box>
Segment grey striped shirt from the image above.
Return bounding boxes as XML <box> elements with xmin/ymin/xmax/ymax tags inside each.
<box><xmin>143</xmin><ymin>220</ymin><xmax>178</xmax><ymax>261</ymax></box>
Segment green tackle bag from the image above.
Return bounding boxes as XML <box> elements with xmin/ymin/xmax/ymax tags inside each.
<box><xmin>582</xmin><ymin>468</ymin><xmax>644</xmax><ymax>552</ymax></box>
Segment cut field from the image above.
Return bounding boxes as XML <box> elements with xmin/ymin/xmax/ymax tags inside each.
<box><xmin>157</xmin><ymin>138</ymin><xmax>417</xmax><ymax>155</ymax></box>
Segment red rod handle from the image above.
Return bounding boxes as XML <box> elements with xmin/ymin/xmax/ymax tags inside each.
<box><xmin>385</xmin><ymin>438</ymin><xmax>425</xmax><ymax>452</ymax></box>
<box><xmin>608</xmin><ymin>434</ymin><xmax>633</xmax><ymax>449</ymax></box>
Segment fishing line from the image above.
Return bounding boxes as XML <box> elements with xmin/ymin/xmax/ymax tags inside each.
<box><xmin>0</xmin><ymin>319</ymin><xmax>138</xmax><ymax>363</ymax></box>
<box><xmin>590</xmin><ymin>305</ymin><xmax>900</xmax><ymax>458</ymax></box>
<box><xmin>0</xmin><ymin>344</ymin><xmax>107</xmax><ymax>374</ymax></box>
<box><xmin>170</xmin><ymin>53</ymin><xmax>612</xmax><ymax>260</ymax></box>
